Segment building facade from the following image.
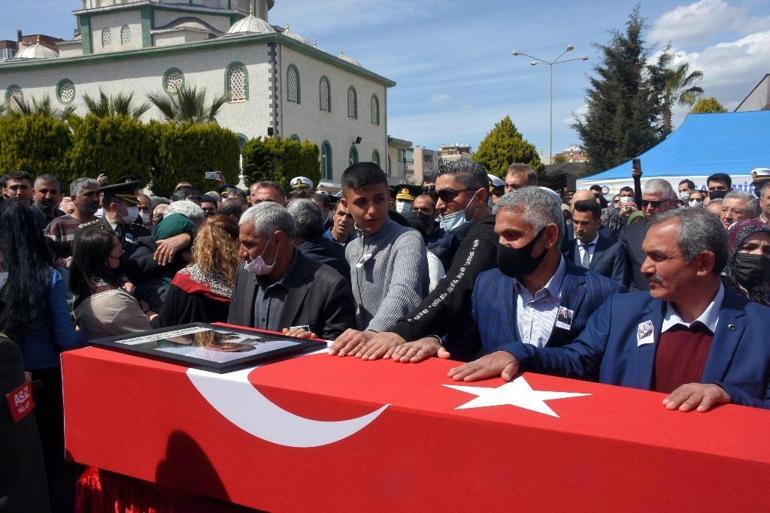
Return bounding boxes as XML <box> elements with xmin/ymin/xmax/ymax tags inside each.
<box><xmin>0</xmin><ymin>0</ymin><xmax>394</xmax><ymax>186</ymax></box>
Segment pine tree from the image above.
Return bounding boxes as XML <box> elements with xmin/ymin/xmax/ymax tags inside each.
<box><xmin>691</xmin><ymin>97</ymin><xmax>726</xmax><ymax>113</ymax></box>
<box><xmin>472</xmin><ymin>115</ymin><xmax>541</xmax><ymax>177</ymax></box>
<box><xmin>573</xmin><ymin>8</ymin><xmax>664</xmax><ymax>171</ymax></box>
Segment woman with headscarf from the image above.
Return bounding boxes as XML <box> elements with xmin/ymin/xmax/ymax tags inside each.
<box><xmin>724</xmin><ymin>219</ymin><xmax>770</xmax><ymax>306</ymax></box>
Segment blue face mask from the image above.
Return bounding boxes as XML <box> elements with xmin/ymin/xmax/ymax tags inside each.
<box><xmin>439</xmin><ymin>190</ymin><xmax>478</xmax><ymax>234</ymax></box>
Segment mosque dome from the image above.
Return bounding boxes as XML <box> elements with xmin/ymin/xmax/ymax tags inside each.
<box><xmin>15</xmin><ymin>39</ymin><xmax>58</xmax><ymax>60</ymax></box>
<box><xmin>338</xmin><ymin>48</ymin><xmax>360</xmax><ymax>67</ymax></box>
<box><xmin>281</xmin><ymin>25</ymin><xmax>308</xmax><ymax>44</ymax></box>
<box><xmin>226</xmin><ymin>14</ymin><xmax>276</xmax><ymax>35</ymax></box>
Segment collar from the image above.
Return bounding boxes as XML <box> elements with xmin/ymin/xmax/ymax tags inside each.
<box><xmin>578</xmin><ymin>234</ymin><xmax>599</xmax><ymax>247</ymax></box>
<box><xmin>513</xmin><ymin>256</ymin><xmax>567</xmax><ymax>301</ymax></box>
<box><xmin>662</xmin><ymin>283</ymin><xmax>724</xmax><ymax>334</ymax></box>
<box><xmin>257</xmin><ymin>248</ymin><xmax>298</xmax><ymax>289</ymax></box>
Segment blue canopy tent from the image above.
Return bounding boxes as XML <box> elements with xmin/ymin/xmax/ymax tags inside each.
<box><xmin>576</xmin><ymin>110</ymin><xmax>770</xmax><ymax>195</ymax></box>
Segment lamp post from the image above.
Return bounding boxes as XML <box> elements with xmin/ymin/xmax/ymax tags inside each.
<box><xmin>511</xmin><ymin>45</ymin><xmax>588</xmax><ymax>165</ymax></box>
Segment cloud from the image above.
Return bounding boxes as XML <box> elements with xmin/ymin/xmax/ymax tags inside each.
<box><xmin>649</xmin><ymin>0</ymin><xmax>746</xmax><ymax>47</ymax></box>
<box><xmin>430</xmin><ymin>93</ymin><xmax>451</xmax><ymax>104</ymax></box>
<box><xmin>563</xmin><ymin>104</ymin><xmax>588</xmax><ymax>126</ymax></box>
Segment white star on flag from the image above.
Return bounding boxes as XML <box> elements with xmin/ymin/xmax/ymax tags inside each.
<box><xmin>444</xmin><ymin>376</ymin><xmax>591</xmax><ymax>418</ymax></box>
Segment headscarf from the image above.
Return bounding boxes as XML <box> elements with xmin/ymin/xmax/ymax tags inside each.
<box><xmin>724</xmin><ymin>219</ymin><xmax>770</xmax><ymax>305</ymax></box>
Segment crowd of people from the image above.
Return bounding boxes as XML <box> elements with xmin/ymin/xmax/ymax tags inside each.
<box><xmin>1</xmin><ymin>162</ymin><xmax>770</xmax><ymax>512</ymax></box>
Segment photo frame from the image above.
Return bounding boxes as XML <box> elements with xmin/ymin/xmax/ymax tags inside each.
<box><xmin>88</xmin><ymin>323</ymin><xmax>326</xmax><ymax>373</ymax></box>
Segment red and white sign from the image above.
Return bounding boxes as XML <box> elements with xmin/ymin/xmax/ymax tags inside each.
<box><xmin>62</xmin><ymin>327</ymin><xmax>770</xmax><ymax>513</ymax></box>
<box><xmin>5</xmin><ymin>381</ymin><xmax>34</xmax><ymax>423</ymax></box>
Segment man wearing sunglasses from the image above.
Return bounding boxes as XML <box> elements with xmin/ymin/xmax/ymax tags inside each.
<box><xmin>620</xmin><ymin>178</ymin><xmax>677</xmax><ymax>290</ymax></box>
<box><xmin>434</xmin><ymin>161</ymin><xmax>491</xmax><ymax>239</ymax></box>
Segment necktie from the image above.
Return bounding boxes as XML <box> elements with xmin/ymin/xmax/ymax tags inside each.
<box><xmin>580</xmin><ymin>242</ymin><xmax>594</xmax><ymax>268</ymax></box>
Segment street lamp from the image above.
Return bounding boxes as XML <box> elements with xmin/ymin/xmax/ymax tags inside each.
<box><xmin>511</xmin><ymin>45</ymin><xmax>588</xmax><ymax>165</ymax></box>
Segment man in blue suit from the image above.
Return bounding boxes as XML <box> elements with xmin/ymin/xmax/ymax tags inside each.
<box><xmin>389</xmin><ymin>187</ymin><xmax>623</xmax><ymax>363</ymax></box>
<box><xmin>450</xmin><ymin>208</ymin><xmax>770</xmax><ymax>412</ymax></box>
<box><xmin>564</xmin><ymin>200</ymin><xmax>627</xmax><ymax>284</ymax></box>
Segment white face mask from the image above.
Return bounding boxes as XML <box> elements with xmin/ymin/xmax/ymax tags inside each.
<box><xmin>125</xmin><ymin>206</ymin><xmax>139</xmax><ymax>223</ymax></box>
<box><xmin>439</xmin><ymin>190</ymin><xmax>478</xmax><ymax>234</ymax></box>
<box><xmin>678</xmin><ymin>192</ymin><xmax>691</xmax><ymax>202</ymax></box>
<box><xmin>95</xmin><ymin>207</ymin><xmax>104</xmax><ymax>218</ymax></box>
<box><xmin>0</xmin><ymin>271</ymin><xmax>7</xmax><ymax>290</ymax></box>
<box><xmin>395</xmin><ymin>200</ymin><xmax>412</xmax><ymax>214</ymax></box>
<box><xmin>689</xmin><ymin>199</ymin><xmax>703</xmax><ymax>207</ymax></box>
<box><xmin>140</xmin><ymin>212</ymin><xmax>151</xmax><ymax>225</ymax></box>
<box><xmin>244</xmin><ymin>236</ymin><xmax>278</xmax><ymax>276</ymax></box>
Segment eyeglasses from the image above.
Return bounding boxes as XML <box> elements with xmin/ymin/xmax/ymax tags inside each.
<box><xmin>641</xmin><ymin>199</ymin><xmax>666</xmax><ymax>209</ymax></box>
<box><xmin>436</xmin><ymin>188</ymin><xmax>468</xmax><ymax>202</ymax></box>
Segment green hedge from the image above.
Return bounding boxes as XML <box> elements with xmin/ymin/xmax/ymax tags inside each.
<box><xmin>0</xmin><ymin>113</ymin><xmax>73</xmax><ymax>180</ymax></box>
<box><xmin>242</xmin><ymin>136</ymin><xmax>320</xmax><ymax>192</ymax></box>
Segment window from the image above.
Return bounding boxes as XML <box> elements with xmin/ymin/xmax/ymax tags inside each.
<box><xmin>349</xmin><ymin>145</ymin><xmax>359</xmax><ymax>165</ymax></box>
<box><xmin>120</xmin><ymin>25</ymin><xmax>131</xmax><ymax>46</ymax></box>
<box><xmin>387</xmin><ymin>155</ymin><xmax>392</xmax><ymax>176</ymax></box>
<box><xmin>321</xmin><ymin>141</ymin><xmax>333</xmax><ymax>180</ymax></box>
<box><xmin>101</xmin><ymin>28</ymin><xmax>112</xmax><ymax>48</ymax></box>
<box><xmin>226</xmin><ymin>62</ymin><xmax>248</xmax><ymax>102</ymax></box>
<box><xmin>319</xmin><ymin>76</ymin><xmax>330</xmax><ymax>112</ymax></box>
<box><xmin>56</xmin><ymin>79</ymin><xmax>76</xmax><ymax>104</ymax></box>
<box><xmin>237</xmin><ymin>0</ymin><xmax>249</xmax><ymax>10</ymax></box>
<box><xmin>347</xmin><ymin>86</ymin><xmax>357</xmax><ymax>119</ymax></box>
<box><xmin>372</xmin><ymin>150</ymin><xmax>380</xmax><ymax>166</ymax></box>
<box><xmin>5</xmin><ymin>85</ymin><xmax>23</xmax><ymax>111</ymax></box>
<box><xmin>370</xmin><ymin>94</ymin><xmax>380</xmax><ymax>125</ymax></box>
<box><xmin>163</xmin><ymin>68</ymin><xmax>185</xmax><ymax>94</ymax></box>
<box><xmin>287</xmin><ymin>64</ymin><xmax>300</xmax><ymax>104</ymax></box>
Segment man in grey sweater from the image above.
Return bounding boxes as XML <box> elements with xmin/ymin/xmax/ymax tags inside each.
<box><xmin>330</xmin><ymin>163</ymin><xmax>429</xmax><ymax>355</ymax></box>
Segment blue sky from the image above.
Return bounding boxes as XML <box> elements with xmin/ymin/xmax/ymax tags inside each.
<box><xmin>3</xmin><ymin>0</ymin><xmax>770</xmax><ymax>158</ymax></box>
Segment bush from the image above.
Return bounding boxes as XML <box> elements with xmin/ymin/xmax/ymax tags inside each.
<box><xmin>150</xmin><ymin>122</ymin><xmax>240</xmax><ymax>197</ymax></box>
<box><xmin>0</xmin><ymin>113</ymin><xmax>72</xmax><ymax>180</ymax></box>
<box><xmin>69</xmin><ymin>114</ymin><xmax>156</xmax><ymax>185</ymax></box>
<box><xmin>242</xmin><ymin>137</ymin><xmax>320</xmax><ymax>191</ymax></box>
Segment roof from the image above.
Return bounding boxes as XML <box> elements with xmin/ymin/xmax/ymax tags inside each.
<box><xmin>579</xmin><ymin>110</ymin><xmax>770</xmax><ymax>182</ymax></box>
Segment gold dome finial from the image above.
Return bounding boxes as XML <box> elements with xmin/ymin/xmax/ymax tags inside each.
<box><xmin>249</xmin><ymin>0</ymin><xmax>254</xmax><ymax>16</ymax></box>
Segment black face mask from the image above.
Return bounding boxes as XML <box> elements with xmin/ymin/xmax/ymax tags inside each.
<box><xmin>497</xmin><ymin>228</ymin><xmax>547</xmax><ymax>279</ymax></box>
<box><xmin>733</xmin><ymin>253</ymin><xmax>770</xmax><ymax>289</ymax></box>
<box><xmin>709</xmin><ymin>190</ymin><xmax>728</xmax><ymax>200</ymax></box>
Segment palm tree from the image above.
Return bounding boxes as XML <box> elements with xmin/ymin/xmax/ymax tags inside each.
<box><xmin>8</xmin><ymin>95</ymin><xmax>75</xmax><ymax>119</ymax></box>
<box><xmin>661</xmin><ymin>62</ymin><xmax>704</xmax><ymax>133</ymax></box>
<box><xmin>82</xmin><ymin>88</ymin><xmax>149</xmax><ymax>119</ymax></box>
<box><xmin>147</xmin><ymin>84</ymin><xmax>229</xmax><ymax>124</ymax></box>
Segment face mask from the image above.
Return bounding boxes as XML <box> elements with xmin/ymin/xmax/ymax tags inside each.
<box><xmin>95</xmin><ymin>207</ymin><xmax>104</xmax><ymax>218</ymax></box>
<box><xmin>733</xmin><ymin>253</ymin><xmax>770</xmax><ymax>289</ymax></box>
<box><xmin>678</xmin><ymin>192</ymin><xmax>690</xmax><ymax>202</ymax></box>
<box><xmin>497</xmin><ymin>228</ymin><xmax>547</xmax><ymax>279</ymax></box>
<box><xmin>244</xmin><ymin>236</ymin><xmax>278</xmax><ymax>276</ymax></box>
<box><xmin>141</xmin><ymin>212</ymin><xmax>151</xmax><ymax>225</ymax></box>
<box><xmin>395</xmin><ymin>201</ymin><xmax>412</xmax><ymax>214</ymax></box>
<box><xmin>125</xmin><ymin>206</ymin><xmax>139</xmax><ymax>223</ymax></box>
<box><xmin>688</xmin><ymin>199</ymin><xmax>703</xmax><ymax>207</ymax></box>
<box><xmin>0</xmin><ymin>271</ymin><xmax>7</xmax><ymax>290</ymax></box>
<box><xmin>415</xmin><ymin>211</ymin><xmax>434</xmax><ymax>231</ymax></box>
<box><xmin>439</xmin><ymin>190</ymin><xmax>478</xmax><ymax>234</ymax></box>
<box><xmin>709</xmin><ymin>190</ymin><xmax>727</xmax><ymax>201</ymax></box>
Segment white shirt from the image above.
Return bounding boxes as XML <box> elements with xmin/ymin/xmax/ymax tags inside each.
<box><xmin>661</xmin><ymin>283</ymin><xmax>724</xmax><ymax>334</ymax></box>
<box><xmin>576</xmin><ymin>234</ymin><xmax>599</xmax><ymax>267</ymax></box>
<box><xmin>512</xmin><ymin>257</ymin><xmax>567</xmax><ymax>348</ymax></box>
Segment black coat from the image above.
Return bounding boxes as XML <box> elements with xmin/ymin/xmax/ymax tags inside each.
<box><xmin>296</xmin><ymin>237</ymin><xmax>350</xmax><ymax>279</ymax></box>
<box><xmin>227</xmin><ymin>250</ymin><xmax>356</xmax><ymax>340</ymax></box>
<box><xmin>154</xmin><ymin>283</ymin><xmax>231</xmax><ymax>328</ymax></box>
<box><xmin>619</xmin><ymin>219</ymin><xmax>650</xmax><ymax>291</ymax></box>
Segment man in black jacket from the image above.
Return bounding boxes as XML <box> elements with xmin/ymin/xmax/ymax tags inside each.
<box><xmin>286</xmin><ymin>198</ymin><xmax>349</xmax><ymax>279</ymax></box>
<box><xmin>228</xmin><ymin>202</ymin><xmax>356</xmax><ymax>340</ymax></box>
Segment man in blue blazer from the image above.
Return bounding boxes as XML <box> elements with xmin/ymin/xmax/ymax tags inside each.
<box><xmin>388</xmin><ymin>186</ymin><xmax>623</xmax><ymax>363</ymax></box>
<box><xmin>564</xmin><ymin>200</ymin><xmax>627</xmax><ymax>284</ymax></box>
<box><xmin>450</xmin><ymin>208</ymin><xmax>770</xmax><ymax>412</ymax></box>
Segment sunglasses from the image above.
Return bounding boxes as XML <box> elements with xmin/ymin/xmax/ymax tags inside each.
<box><xmin>641</xmin><ymin>199</ymin><xmax>666</xmax><ymax>209</ymax></box>
<box><xmin>436</xmin><ymin>188</ymin><xmax>469</xmax><ymax>202</ymax></box>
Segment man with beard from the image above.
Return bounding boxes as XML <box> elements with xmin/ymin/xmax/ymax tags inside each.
<box><xmin>32</xmin><ymin>174</ymin><xmax>65</xmax><ymax>225</ymax></box>
<box><xmin>45</xmin><ymin>178</ymin><xmax>100</xmax><ymax>267</ymax></box>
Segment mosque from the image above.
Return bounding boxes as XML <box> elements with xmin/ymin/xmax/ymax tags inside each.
<box><xmin>0</xmin><ymin>0</ymin><xmax>395</xmax><ymax>185</ymax></box>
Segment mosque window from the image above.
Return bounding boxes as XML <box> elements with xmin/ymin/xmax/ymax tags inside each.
<box><xmin>120</xmin><ymin>25</ymin><xmax>131</xmax><ymax>46</ymax></box>
<box><xmin>349</xmin><ymin>145</ymin><xmax>359</xmax><ymax>165</ymax></box>
<box><xmin>163</xmin><ymin>68</ymin><xmax>185</xmax><ymax>94</ymax></box>
<box><xmin>5</xmin><ymin>85</ymin><xmax>23</xmax><ymax>111</ymax></box>
<box><xmin>287</xmin><ymin>65</ymin><xmax>300</xmax><ymax>104</ymax></box>
<box><xmin>370</xmin><ymin>94</ymin><xmax>380</xmax><ymax>125</ymax></box>
<box><xmin>321</xmin><ymin>141</ymin><xmax>333</xmax><ymax>180</ymax></box>
<box><xmin>372</xmin><ymin>150</ymin><xmax>380</xmax><ymax>166</ymax></box>
<box><xmin>225</xmin><ymin>63</ymin><xmax>248</xmax><ymax>102</ymax></box>
<box><xmin>56</xmin><ymin>79</ymin><xmax>76</xmax><ymax>104</ymax></box>
<box><xmin>347</xmin><ymin>86</ymin><xmax>357</xmax><ymax>119</ymax></box>
<box><xmin>319</xmin><ymin>76</ymin><xmax>331</xmax><ymax>112</ymax></box>
<box><xmin>101</xmin><ymin>28</ymin><xmax>112</xmax><ymax>48</ymax></box>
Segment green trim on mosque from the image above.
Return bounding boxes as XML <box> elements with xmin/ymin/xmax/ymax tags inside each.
<box><xmin>78</xmin><ymin>14</ymin><xmax>93</xmax><ymax>55</ymax></box>
<box><xmin>141</xmin><ymin>5</ymin><xmax>154</xmax><ymax>48</ymax></box>
<box><xmin>162</xmin><ymin>67</ymin><xmax>185</xmax><ymax>94</ymax></box>
<box><xmin>0</xmin><ymin>34</ymin><xmax>397</xmax><ymax>88</ymax></box>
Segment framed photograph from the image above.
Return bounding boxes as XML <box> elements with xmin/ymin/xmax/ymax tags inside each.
<box><xmin>89</xmin><ymin>323</ymin><xmax>326</xmax><ymax>373</ymax></box>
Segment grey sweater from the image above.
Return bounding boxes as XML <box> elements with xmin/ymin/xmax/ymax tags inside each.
<box><xmin>345</xmin><ymin>219</ymin><xmax>428</xmax><ymax>331</ymax></box>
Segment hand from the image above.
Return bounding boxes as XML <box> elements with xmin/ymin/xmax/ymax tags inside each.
<box><xmin>662</xmin><ymin>383</ymin><xmax>730</xmax><ymax>412</ymax></box>
<box><xmin>389</xmin><ymin>336</ymin><xmax>442</xmax><ymax>363</ymax></box>
<box><xmin>96</xmin><ymin>173</ymin><xmax>109</xmax><ymax>186</ymax></box>
<box><xmin>282</xmin><ymin>327</ymin><xmax>318</xmax><ymax>339</ymax></box>
<box><xmin>154</xmin><ymin>233</ymin><xmax>192</xmax><ymax>266</ymax></box>
<box><xmin>329</xmin><ymin>329</ymin><xmax>375</xmax><ymax>356</ymax></box>
<box><xmin>447</xmin><ymin>351</ymin><xmax>520</xmax><ymax>382</ymax></box>
<box><xmin>352</xmin><ymin>331</ymin><xmax>407</xmax><ymax>360</ymax></box>
<box><xmin>122</xmin><ymin>281</ymin><xmax>135</xmax><ymax>294</ymax></box>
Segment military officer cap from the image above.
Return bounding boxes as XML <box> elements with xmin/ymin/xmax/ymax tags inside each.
<box><xmin>98</xmin><ymin>180</ymin><xmax>141</xmax><ymax>205</ymax></box>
